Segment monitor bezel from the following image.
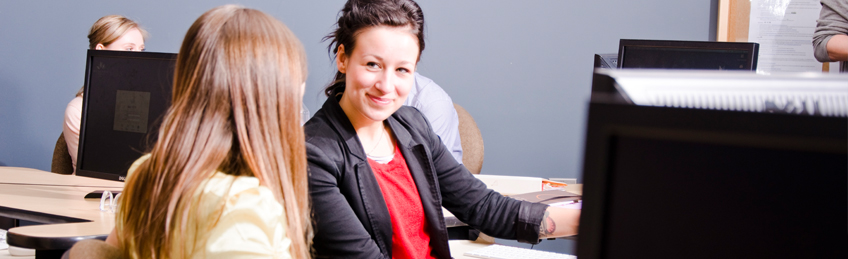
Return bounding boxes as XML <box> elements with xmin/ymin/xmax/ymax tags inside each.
<box><xmin>576</xmin><ymin>101</ymin><xmax>847</xmax><ymax>259</ymax></box>
<box><xmin>76</xmin><ymin>49</ymin><xmax>177</xmax><ymax>182</ymax></box>
<box><xmin>617</xmin><ymin>39</ymin><xmax>759</xmax><ymax>70</ymax></box>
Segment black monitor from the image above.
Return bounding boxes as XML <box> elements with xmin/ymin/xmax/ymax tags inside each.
<box><xmin>76</xmin><ymin>50</ymin><xmax>177</xmax><ymax>181</ymax></box>
<box><xmin>577</xmin><ymin>99</ymin><xmax>848</xmax><ymax>258</ymax></box>
<box><xmin>618</xmin><ymin>39</ymin><xmax>759</xmax><ymax>70</ymax></box>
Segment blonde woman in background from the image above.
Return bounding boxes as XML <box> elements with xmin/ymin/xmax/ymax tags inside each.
<box><xmin>87</xmin><ymin>5</ymin><xmax>310</xmax><ymax>258</ymax></box>
<box><xmin>63</xmin><ymin>15</ymin><xmax>147</xmax><ymax>174</ymax></box>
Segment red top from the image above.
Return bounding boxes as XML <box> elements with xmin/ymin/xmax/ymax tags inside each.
<box><xmin>368</xmin><ymin>145</ymin><xmax>436</xmax><ymax>259</ymax></box>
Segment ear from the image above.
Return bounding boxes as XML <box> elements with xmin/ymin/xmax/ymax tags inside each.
<box><xmin>336</xmin><ymin>44</ymin><xmax>347</xmax><ymax>74</ymax></box>
<box><xmin>95</xmin><ymin>43</ymin><xmax>105</xmax><ymax>50</ymax></box>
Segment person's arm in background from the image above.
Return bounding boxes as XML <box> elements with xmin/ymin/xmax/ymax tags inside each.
<box><xmin>63</xmin><ymin>96</ymin><xmax>83</xmax><ymax>173</ymax></box>
<box><xmin>813</xmin><ymin>0</ymin><xmax>848</xmax><ymax>62</ymax></box>
<box><xmin>408</xmin><ymin>73</ymin><xmax>464</xmax><ymax>163</ymax></box>
<box><xmin>416</xmin><ymin>97</ymin><xmax>462</xmax><ymax>163</ymax></box>
<box><xmin>826</xmin><ymin>35</ymin><xmax>848</xmax><ymax>61</ymax></box>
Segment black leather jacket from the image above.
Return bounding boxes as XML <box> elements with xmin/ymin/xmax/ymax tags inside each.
<box><xmin>305</xmin><ymin>96</ymin><xmax>548</xmax><ymax>258</ymax></box>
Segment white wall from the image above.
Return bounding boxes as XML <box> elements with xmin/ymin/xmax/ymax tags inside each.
<box><xmin>0</xmin><ymin>0</ymin><xmax>716</xmax><ymax>181</ymax></box>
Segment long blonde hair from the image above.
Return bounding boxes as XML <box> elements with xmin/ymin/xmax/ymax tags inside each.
<box><xmin>116</xmin><ymin>5</ymin><xmax>310</xmax><ymax>258</ymax></box>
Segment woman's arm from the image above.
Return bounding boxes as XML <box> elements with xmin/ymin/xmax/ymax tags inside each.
<box><xmin>539</xmin><ymin>207</ymin><xmax>581</xmax><ymax>238</ymax></box>
<box><xmin>813</xmin><ymin>0</ymin><xmax>848</xmax><ymax>62</ymax></box>
<box><xmin>63</xmin><ymin>96</ymin><xmax>83</xmax><ymax>170</ymax></box>
<box><xmin>826</xmin><ymin>34</ymin><xmax>848</xmax><ymax>61</ymax></box>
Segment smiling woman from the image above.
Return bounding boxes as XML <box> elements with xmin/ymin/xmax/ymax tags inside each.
<box><xmin>335</xmin><ymin>25</ymin><xmax>419</xmax><ymax>156</ymax></box>
<box><xmin>304</xmin><ymin>0</ymin><xmax>580</xmax><ymax>258</ymax></box>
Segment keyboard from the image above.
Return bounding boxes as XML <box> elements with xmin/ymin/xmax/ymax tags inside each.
<box><xmin>464</xmin><ymin>244</ymin><xmax>577</xmax><ymax>259</ymax></box>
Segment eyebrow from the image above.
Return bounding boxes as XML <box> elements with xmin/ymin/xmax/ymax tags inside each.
<box><xmin>363</xmin><ymin>54</ymin><xmax>384</xmax><ymax>62</ymax></box>
<box><xmin>363</xmin><ymin>54</ymin><xmax>414</xmax><ymax>67</ymax></box>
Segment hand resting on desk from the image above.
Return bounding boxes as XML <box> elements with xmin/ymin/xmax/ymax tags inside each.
<box><xmin>539</xmin><ymin>206</ymin><xmax>581</xmax><ymax>238</ymax></box>
<box><xmin>500</xmin><ymin>188</ymin><xmax>582</xmax><ymax>239</ymax></box>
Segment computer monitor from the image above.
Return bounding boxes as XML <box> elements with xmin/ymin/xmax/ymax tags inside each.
<box><xmin>594</xmin><ymin>53</ymin><xmax>618</xmax><ymax>69</ymax></box>
<box><xmin>577</xmin><ymin>102</ymin><xmax>848</xmax><ymax>257</ymax></box>
<box><xmin>617</xmin><ymin>39</ymin><xmax>759</xmax><ymax>70</ymax></box>
<box><xmin>76</xmin><ymin>50</ymin><xmax>177</xmax><ymax>181</ymax></box>
<box><xmin>590</xmin><ymin>68</ymin><xmax>848</xmax><ymax>117</ymax></box>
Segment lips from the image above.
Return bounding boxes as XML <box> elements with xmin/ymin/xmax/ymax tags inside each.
<box><xmin>368</xmin><ymin>94</ymin><xmax>391</xmax><ymax>105</ymax></box>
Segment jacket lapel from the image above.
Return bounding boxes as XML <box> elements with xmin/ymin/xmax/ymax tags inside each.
<box><xmin>324</xmin><ymin>97</ymin><xmax>393</xmax><ymax>255</ymax></box>
<box><xmin>353</xmin><ymin>161</ymin><xmax>392</xmax><ymax>255</ymax></box>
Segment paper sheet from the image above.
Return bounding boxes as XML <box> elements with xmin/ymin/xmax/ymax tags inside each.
<box><xmin>748</xmin><ymin>0</ymin><xmax>823</xmax><ymax>73</ymax></box>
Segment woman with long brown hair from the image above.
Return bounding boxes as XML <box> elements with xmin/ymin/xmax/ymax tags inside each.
<box><xmin>101</xmin><ymin>5</ymin><xmax>310</xmax><ymax>258</ymax></box>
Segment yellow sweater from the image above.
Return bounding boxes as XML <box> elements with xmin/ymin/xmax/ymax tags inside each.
<box><xmin>125</xmin><ymin>155</ymin><xmax>292</xmax><ymax>259</ymax></box>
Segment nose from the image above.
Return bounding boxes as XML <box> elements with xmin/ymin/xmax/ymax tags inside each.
<box><xmin>374</xmin><ymin>70</ymin><xmax>393</xmax><ymax>93</ymax></box>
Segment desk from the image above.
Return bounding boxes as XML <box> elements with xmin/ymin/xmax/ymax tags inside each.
<box><xmin>0</xmin><ymin>167</ymin><xmax>123</xmax><ymax>257</ymax></box>
<box><xmin>2</xmin><ymin>167</ymin><xmax>579</xmax><ymax>257</ymax></box>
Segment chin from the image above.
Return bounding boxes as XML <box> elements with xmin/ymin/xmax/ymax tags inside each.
<box><xmin>364</xmin><ymin>112</ymin><xmax>393</xmax><ymax>122</ymax></box>
<box><xmin>363</xmin><ymin>107</ymin><xmax>398</xmax><ymax>122</ymax></box>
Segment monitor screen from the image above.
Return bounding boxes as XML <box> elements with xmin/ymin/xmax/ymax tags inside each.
<box><xmin>76</xmin><ymin>50</ymin><xmax>177</xmax><ymax>181</ymax></box>
<box><xmin>577</xmin><ymin>102</ymin><xmax>847</xmax><ymax>258</ymax></box>
<box><xmin>618</xmin><ymin>39</ymin><xmax>758</xmax><ymax>70</ymax></box>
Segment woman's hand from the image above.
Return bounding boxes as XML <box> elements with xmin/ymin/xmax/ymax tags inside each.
<box><xmin>539</xmin><ymin>206</ymin><xmax>580</xmax><ymax>238</ymax></box>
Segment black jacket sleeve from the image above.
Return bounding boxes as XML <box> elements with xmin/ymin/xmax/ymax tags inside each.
<box><xmin>307</xmin><ymin>142</ymin><xmax>389</xmax><ymax>259</ymax></box>
<box><xmin>402</xmin><ymin>108</ymin><xmax>549</xmax><ymax>244</ymax></box>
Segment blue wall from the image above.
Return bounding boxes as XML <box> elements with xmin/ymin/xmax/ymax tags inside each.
<box><xmin>0</xmin><ymin>0</ymin><xmax>715</xmax><ymax>181</ymax></box>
